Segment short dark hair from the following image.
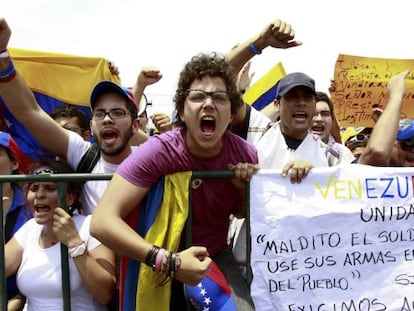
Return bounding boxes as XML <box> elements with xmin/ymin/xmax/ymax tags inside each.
<box><xmin>173</xmin><ymin>52</ymin><xmax>242</xmax><ymax>127</ymax></box>
<box><xmin>315</xmin><ymin>91</ymin><xmax>334</xmax><ymax>115</ymax></box>
<box><xmin>50</xmin><ymin>104</ymin><xmax>89</xmax><ymax>131</ymax></box>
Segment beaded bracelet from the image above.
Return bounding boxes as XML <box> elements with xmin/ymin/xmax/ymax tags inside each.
<box><xmin>249</xmin><ymin>42</ymin><xmax>262</xmax><ymax>55</ymax></box>
<box><xmin>158</xmin><ymin>251</ymin><xmax>172</xmax><ymax>286</ymax></box>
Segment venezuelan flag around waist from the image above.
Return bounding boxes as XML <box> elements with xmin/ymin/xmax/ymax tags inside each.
<box><xmin>0</xmin><ymin>48</ymin><xmax>120</xmax><ymax>162</ymax></box>
<box><xmin>242</xmin><ymin>62</ymin><xmax>285</xmax><ymax>111</ymax></box>
<box><xmin>120</xmin><ymin>172</ymin><xmax>192</xmax><ymax>311</ymax></box>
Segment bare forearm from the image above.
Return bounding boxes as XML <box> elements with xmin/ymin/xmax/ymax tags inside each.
<box><xmin>91</xmin><ymin>216</ymin><xmax>152</xmax><ymax>263</ymax></box>
<box><xmin>7</xmin><ymin>293</ymin><xmax>26</xmax><ymax>311</ymax></box>
<box><xmin>359</xmin><ymin>94</ymin><xmax>404</xmax><ymax>165</ymax></box>
<box><xmin>226</xmin><ymin>34</ymin><xmax>266</xmax><ymax>76</ymax></box>
<box><xmin>73</xmin><ymin>251</ymin><xmax>116</xmax><ymax>305</ymax></box>
<box><xmin>132</xmin><ymin>83</ymin><xmax>145</xmax><ymax>107</ymax></box>
<box><xmin>358</xmin><ymin>70</ymin><xmax>409</xmax><ymax>165</ymax></box>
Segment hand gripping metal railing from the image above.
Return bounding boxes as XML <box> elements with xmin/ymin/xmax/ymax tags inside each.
<box><xmin>0</xmin><ymin>171</ymin><xmax>251</xmax><ymax>311</ymax></box>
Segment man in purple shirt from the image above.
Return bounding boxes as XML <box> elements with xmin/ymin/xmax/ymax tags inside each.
<box><xmin>91</xmin><ymin>53</ymin><xmax>259</xmax><ymax>310</ymax></box>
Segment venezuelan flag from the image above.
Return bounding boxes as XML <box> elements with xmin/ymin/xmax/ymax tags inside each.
<box><xmin>0</xmin><ymin>48</ymin><xmax>120</xmax><ymax>162</ymax></box>
<box><xmin>242</xmin><ymin>62</ymin><xmax>285</xmax><ymax>111</ymax></box>
<box><xmin>119</xmin><ymin>172</ymin><xmax>192</xmax><ymax>311</ymax></box>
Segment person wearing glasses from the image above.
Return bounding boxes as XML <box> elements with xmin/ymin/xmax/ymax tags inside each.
<box><xmin>344</xmin><ymin>128</ymin><xmax>372</xmax><ymax>159</ymax></box>
<box><xmin>0</xmin><ymin>16</ymin><xmax>149</xmax><ymax>216</ymax></box>
<box><xmin>357</xmin><ymin>70</ymin><xmax>411</xmax><ymax>167</ymax></box>
<box><xmin>91</xmin><ymin>52</ymin><xmax>259</xmax><ymax>310</ymax></box>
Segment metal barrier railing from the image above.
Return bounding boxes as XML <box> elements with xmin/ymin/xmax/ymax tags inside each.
<box><xmin>0</xmin><ymin>171</ymin><xmax>251</xmax><ymax>311</ymax></box>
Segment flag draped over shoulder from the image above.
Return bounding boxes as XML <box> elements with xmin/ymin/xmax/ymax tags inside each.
<box><xmin>242</xmin><ymin>62</ymin><xmax>285</xmax><ymax>111</ymax></box>
<box><xmin>0</xmin><ymin>47</ymin><xmax>120</xmax><ymax>162</ymax></box>
<box><xmin>119</xmin><ymin>171</ymin><xmax>192</xmax><ymax>311</ymax></box>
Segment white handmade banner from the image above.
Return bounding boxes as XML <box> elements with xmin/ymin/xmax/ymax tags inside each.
<box><xmin>250</xmin><ymin>165</ymin><xmax>414</xmax><ymax>311</ymax></box>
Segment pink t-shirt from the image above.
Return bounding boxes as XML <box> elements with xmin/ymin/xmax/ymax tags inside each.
<box><xmin>117</xmin><ymin>128</ymin><xmax>258</xmax><ymax>257</ymax></box>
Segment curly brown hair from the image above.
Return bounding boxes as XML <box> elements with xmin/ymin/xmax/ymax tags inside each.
<box><xmin>173</xmin><ymin>52</ymin><xmax>242</xmax><ymax>127</ymax></box>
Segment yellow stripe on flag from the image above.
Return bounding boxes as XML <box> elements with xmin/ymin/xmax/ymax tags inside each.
<box><xmin>9</xmin><ymin>48</ymin><xmax>120</xmax><ymax>107</ymax></box>
<box><xmin>136</xmin><ymin>171</ymin><xmax>192</xmax><ymax>311</ymax></box>
<box><xmin>242</xmin><ymin>62</ymin><xmax>286</xmax><ymax>105</ymax></box>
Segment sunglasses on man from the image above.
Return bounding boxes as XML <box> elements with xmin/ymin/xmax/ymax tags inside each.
<box><xmin>347</xmin><ymin>134</ymin><xmax>369</xmax><ymax>144</ymax></box>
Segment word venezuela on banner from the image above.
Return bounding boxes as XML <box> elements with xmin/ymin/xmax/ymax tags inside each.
<box><xmin>0</xmin><ymin>47</ymin><xmax>120</xmax><ymax>161</ymax></box>
<box><xmin>250</xmin><ymin>165</ymin><xmax>414</xmax><ymax>311</ymax></box>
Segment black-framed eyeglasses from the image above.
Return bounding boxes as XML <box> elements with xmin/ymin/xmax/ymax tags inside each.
<box><xmin>138</xmin><ymin>111</ymin><xmax>148</xmax><ymax>119</ymax></box>
<box><xmin>186</xmin><ymin>89</ymin><xmax>230</xmax><ymax>105</ymax></box>
<box><xmin>92</xmin><ymin>108</ymin><xmax>130</xmax><ymax>121</ymax></box>
<box><xmin>399</xmin><ymin>137</ymin><xmax>414</xmax><ymax>151</ymax></box>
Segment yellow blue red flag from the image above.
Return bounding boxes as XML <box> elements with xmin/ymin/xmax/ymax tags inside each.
<box><xmin>119</xmin><ymin>172</ymin><xmax>192</xmax><ymax>311</ymax></box>
<box><xmin>0</xmin><ymin>48</ymin><xmax>120</xmax><ymax>162</ymax></box>
<box><xmin>242</xmin><ymin>62</ymin><xmax>286</xmax><ymax>111</ymax></box>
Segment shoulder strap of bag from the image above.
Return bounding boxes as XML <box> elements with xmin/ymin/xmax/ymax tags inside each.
<box><xmin>76</xmin><ymin>142</ymin><xmax>100</xmax><ymax>173</ymax></box>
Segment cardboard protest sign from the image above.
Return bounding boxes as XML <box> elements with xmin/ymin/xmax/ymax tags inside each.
<box><xmin>331</xmin><ymin>54</ymin><xmax>414</xmax><ymax>127</ymax></box>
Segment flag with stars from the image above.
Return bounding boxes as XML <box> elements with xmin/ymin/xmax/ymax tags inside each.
<box><xmin>184</xmin><ymin>261</ymin><xmax>237</xmax><ymax>311</ymax></box>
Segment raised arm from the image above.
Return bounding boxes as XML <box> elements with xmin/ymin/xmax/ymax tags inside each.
<box><xmin>0</xmin><ymin>17</ymin><xmax>70</xmax><ymax>159</ymax></box>
<box><xmin>132</xmin><ymin>66</ymin><xmax>163</xmax><ymax>109</ymax></box>
<box><xmin>225</xmin><ymin>18</ymin><xmax>302</xmax><ymax>76</ymax></box>
<box><xmin>358</xmin><ymin>70</ymin><xmax>410</xmax><ymax>166</ymax></box>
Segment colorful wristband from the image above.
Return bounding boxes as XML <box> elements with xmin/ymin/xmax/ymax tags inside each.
<box><xmin>0</xmin><ymin>71</ymin><xmax>16</xmax><ymax>83</ymax></box>
<box><xmin>0</xmin><ymin>60</ymin><xmax>15</xmax><ymax>79</ymax></box>
<box><xmin>0</xmin><ymin>60</ymin><xmax>16</xmax><ymax>83</ymax></box>
<box><xmin>154</xmin><ymin>248</ymin><xmax>165</xmax><ymax>272</ymax></box>
<box><xmin>249</xmin><ymin>42</ymin><xmax>262</xmax><ymax>55</ymax></box>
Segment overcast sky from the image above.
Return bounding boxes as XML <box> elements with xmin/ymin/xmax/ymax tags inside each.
<box><xmin>4</xmin><ymin>0</ymin><xmax>413</xmax><ymax>115</ymax></box>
